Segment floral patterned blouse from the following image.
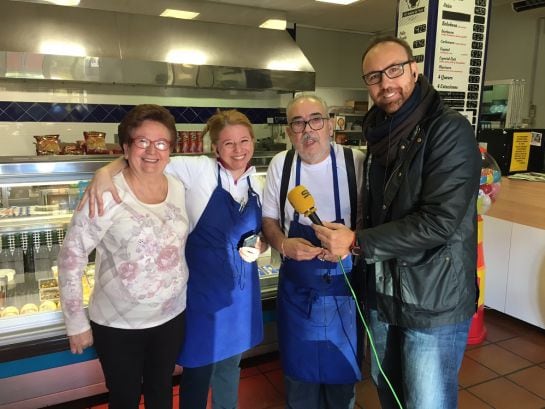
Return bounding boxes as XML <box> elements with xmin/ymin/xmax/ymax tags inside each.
<box><xmin>58</xmin><ymin>173</ymin><xmax>189</xmax><ymax>336</ymax></box>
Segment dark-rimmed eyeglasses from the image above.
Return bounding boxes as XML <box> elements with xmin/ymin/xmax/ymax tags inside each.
<box><xmin>362</xmin><ymin>60</ymin><xmax>413</xmax><ymax>85</ymax></box>
<box><xmin>131</xmin><ymin>137</ymin><xmax>171</xmax><ymax>151</ymax></box>
<box><xmin>288</xmin><ymin>117</ymin><xmax>329</xmax><ymax>133</ymax></box>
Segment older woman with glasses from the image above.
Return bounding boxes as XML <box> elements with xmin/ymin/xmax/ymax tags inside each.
<box><xmin>77</xmin><ymin>109</ymin><xmax>266</xmax><ymax>409</ymax></box>
<box><xmin>58</xmin><ymin>104</ymin><xmax>190</xmax><ymax>409</ymax></box>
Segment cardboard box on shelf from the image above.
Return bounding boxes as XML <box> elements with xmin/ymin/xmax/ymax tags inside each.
<box><xmin>345</xmin><ymin>100</ymin><xmax>368</xmax><ymax>113</ymax></box>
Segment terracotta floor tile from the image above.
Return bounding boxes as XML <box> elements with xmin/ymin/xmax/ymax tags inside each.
<box><xmin>486</xmin><ymin>310</ymin><xmax>542</xmax><ymax>337</ymax></box>
<box><xmin>459</xmin><ymin>356</ymin><xmax>500</xmax><ymax>388</ymax></box>
<box><xmin>466</xmin><ymin>339</ymin><xmax>490</xmax><ymax>350</ymax></box>
<box><xmin>468</xmin><ymin>377</ymin><xmax>545</xmax><ymax>409</ymax></box>
<box><xmin>241</xmin><ymin>366</ymin><xmax>261</xmax><ymax>378</ymax></box>
<box><xmin>507</xmin><ymin>365</ymin><xmax>545</xmax><ymax>399</ymax></box>
<box><xmin>257</xmin><ymin>358</ymin><xmax>282</xmax><ymax>373</ymax></box>
<box><xmin>485</xmin><ymin>320</ymin><xmax>518</xmax><ymax>343</ymax></box>
<box><xmin>498</xmin><ymin>336</ymin><xmax>545</xmax><ymax>364</ymax></box>
<box><xmin>264</xmin><ymin>368</ymin><xmax>285</xmax><ymax>396</ymax></box>
<box><xmin>465</xmin><ymin>343</ymin><xmax>533</xmax><ymax>375</ymax></box>
<box><xmin>238</xmin><ymin>373</ymin><xmax>284</xmax><ymax>409</ymax></box>
<box><xmin>458</xmin><ymin>389</ymin><xmax>493</xmax><ymax>409</ymax></box>
<box><xmin>355</xmin><ymin>379</ymin><xmax>381</xmax><ymax>409</ymax></box>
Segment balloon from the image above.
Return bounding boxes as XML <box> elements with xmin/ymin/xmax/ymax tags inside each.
<box><xmin>478</xmin><ymin>149</ymin><xmax>502</xmax><ymax>215</ymax></box>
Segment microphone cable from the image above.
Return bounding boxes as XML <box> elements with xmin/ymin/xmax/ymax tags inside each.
<box><xmin>337</xmin><ymin>255</ymin><xmax>404</xmax><ymax>409</ymax></box>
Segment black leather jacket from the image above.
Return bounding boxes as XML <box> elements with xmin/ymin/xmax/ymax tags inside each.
<box><xmin>358</xmin><ymin>104</ymin><xmax>481</xmax><ymax>328</ymax></box>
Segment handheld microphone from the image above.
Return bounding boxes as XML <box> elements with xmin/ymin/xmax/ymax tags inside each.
<box><xmin>287</xmin><ymin>185</ymin><xmax>323</xmax><ymax>226</ymax></box>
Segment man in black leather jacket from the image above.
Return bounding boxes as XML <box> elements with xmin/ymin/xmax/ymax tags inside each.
<box><xmin>314</xmin><ymin>36</ymin><xmax>481</xmax><ymax>409</ymax></box>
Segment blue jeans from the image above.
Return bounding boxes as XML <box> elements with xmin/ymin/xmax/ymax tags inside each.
<box><xmin>284</xmin><ymin>375</ymin><xmax>356</xmax><ymax>409</ymax></box>
<box><xmin>368</xmin><ymin>309</ymin><xmax>470</xmax><ymax>409</ymax></box>
<box><xmin>180</xmin><ymin>353</ymin><xmax>242</xmax><ymax>409</ymax></box>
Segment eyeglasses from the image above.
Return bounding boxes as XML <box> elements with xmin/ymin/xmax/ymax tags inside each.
<box><xmin>131</xmin><ymin>137</ymin><xmax>171</xmax><ymax>151</ymax></box>
<box><xmin>362</xmin><ymin>60</ymin><xmax>413</xmax><ymax>85</ymax></box>
<box><xmin>288</xmin><ymin>117</ymin><xmax>329</xmax><ymax>133</ymax></box>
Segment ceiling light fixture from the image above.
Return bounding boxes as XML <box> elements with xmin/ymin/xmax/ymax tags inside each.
<box><xmin>259</xmin><ymin>19</ymin><xmax>287</xmax><ymax>30</ymax></box>
<box><xmin>160</xmin><ymin>9</ymin><xmax>199</xmax><ymax>20</ymax></box>
<box><xmin>44</xmin><ymin>0</ymin><xmax>81</xmax><ymax>5</ymax></box>
<box><xmin>315</xmin><ymin>0</ymin><xmax>359</xmax><ymax>4</ymax></box>
<box><xmin>166</xmin><ymin>49</ymin><xmax>207</xmax><ymax>65</ymax></box>
<box><xmin>39</xmin><ymin>41</ymin><xmax>86</xmax><ymax>57</ymax></box>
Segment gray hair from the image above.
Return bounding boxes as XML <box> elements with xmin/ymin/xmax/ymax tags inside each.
<box><xmin>286</xmin><ymin>94</ymin><xmax>329</xmax><ymax>119</ymax></box>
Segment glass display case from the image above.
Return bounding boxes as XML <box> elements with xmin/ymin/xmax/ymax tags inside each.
<box><xmin>0</xmin><ymin>155</ymin><xmax>279</xmax><ymax>408</ymax></box>
<box><xmin>0</xmin><ymin>156</ymin><xmax>111</xmax><ymax>348</ymax></box>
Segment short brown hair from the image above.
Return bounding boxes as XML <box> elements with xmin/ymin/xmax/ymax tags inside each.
<box><xmin>204</xmin><ymin>109</ymin><xmax>254</xmax><ymax>146</ymax></box>
<box><xmin>361</xmin><ymin>35</ymin><xmax>414</xmax><ymax>66</ymax></box>
<box><xmin>118</xmin><ymin>104</ymin><xmax>177</xmax><ymax>152</ymax></box>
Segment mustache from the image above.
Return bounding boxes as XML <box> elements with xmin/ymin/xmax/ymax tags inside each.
<box><xmin>379</xmin><ymin>87</ymin><xmax>398</xmax><ymax>97</ymax></box>
<box><xmin>302</xmin><ymin>133</ymin><xmax>318</xmax><ymax>143</ymax></box>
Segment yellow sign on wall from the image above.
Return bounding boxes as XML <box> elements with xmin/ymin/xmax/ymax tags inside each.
<box><xmin>509</xmin><ymin>132</ymin><xmax>531</xmax><ymax>172</ymax></box>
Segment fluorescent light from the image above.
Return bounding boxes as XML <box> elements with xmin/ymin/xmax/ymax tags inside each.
<box><xmin>166</xmin><ymin>49</ymin><xmax>207</xmax><ymax>64</ymax></box>
<box><xmin>316</xmin><ymin>0</ymin><xmax>359</xmax><ymax>4</ymax></box>
<box><xmin>267</xmin><ymin>60</ymin><xmax>300</xmax><ymax>71</ymax></box>
<box><xmin>160</xmin><ymin>9</ymin><xmax>199</xmax><ymax>20</ymax></box>
<box><xmin>39</xmin><ymin>41</ymin><xmax>86</xmax><ymax>57</ymax></box>
<box><xmin>44</xmin><ymin>0</ymin><xmax>81</xmax><ymax>5</ymax></box>
<box><xmin>259</xmin><ymin>19</ymin><xmax>287</xmax><ymax>30</ymax></box>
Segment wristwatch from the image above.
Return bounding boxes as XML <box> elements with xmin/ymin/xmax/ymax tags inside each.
<box><xmin>349</xmin><ymin>234</ymin><xmax>363</xmax><ymax>256</ymax></box>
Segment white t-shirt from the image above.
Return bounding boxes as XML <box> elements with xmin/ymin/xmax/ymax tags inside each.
<box><xmin>262</xmin><ymin>143</ymin><xmax>364</xmax><ymax>233</ymax></box>
<box><xmin>166</xmin><ymin>155</ymin><xmax>264</xmax><ymax>232</ymax></box>
<box><xmin>59</xmin><ymin>173</ymin><xmax>189</xmax><ymax>335</ymax></box>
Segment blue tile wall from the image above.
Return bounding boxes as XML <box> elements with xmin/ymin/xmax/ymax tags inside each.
<box><xmin>0</xmin><ymin>102</ymin><xmax>286</xmax><ymax>125</ymax></box>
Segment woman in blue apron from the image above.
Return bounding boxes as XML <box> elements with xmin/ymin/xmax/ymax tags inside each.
<box><xmin>278</xmin><ymin>148</ymin><xmax>361</xmax><ymax>408</ymax></box>
<box><xmin>175</xmin><ymin>110</ymin><xmax>264</xmax><ymax>409</ymax></box>
<box><xmin>177</xmin><ymin>167</ymin><xmax>263</xmax><ymax>408</ymax></box>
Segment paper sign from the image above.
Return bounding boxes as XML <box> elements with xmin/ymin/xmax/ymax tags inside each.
<box><xmin>530</xmin><ymin>132</ymin><xmax>542</xmax><ymax>147</ymax></box>
<box><xmin>509</xmin><ymin>132</ymin><xmax>531</xmax><ymax>172</ymax></box>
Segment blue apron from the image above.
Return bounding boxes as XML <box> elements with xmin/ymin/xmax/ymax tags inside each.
<box><xmin>278</xmin><ymin>147</ymin><xmax>361</xmax><ymax>384</ymax></box>
<box><xmin>177</xmin><ymin>166</ymin><xmax>264</xmax><ymax>367</ymax></box>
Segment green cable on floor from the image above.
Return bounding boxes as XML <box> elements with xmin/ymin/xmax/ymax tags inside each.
<box><xmin>338</xmin><ymin>256</ymin><xmax>404</xmax><ymax>409</ymax></box>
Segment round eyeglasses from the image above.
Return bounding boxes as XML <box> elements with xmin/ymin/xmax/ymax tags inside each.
<box><xmin>131</xmin><ymin>137</ymin><xmax>171</xmax><ymax>151</ymax></box>
<box><xmin>288</xmin><ymin>117</ymin><xmax>329</xmax><ymax>133</ymax></box>
<box><xmin>362</xmin><ymin>60</ymin><xmax>413</xmax><ymax>86</ymax></box>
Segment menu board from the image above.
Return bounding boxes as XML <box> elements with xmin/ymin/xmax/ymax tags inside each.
<box><xmin>433</xmin><ymin>0</ymin><xmax>489</xmax><ymax>128</ymax></box>
<box><xmin>397</xmin><ymin>0</ymin><xmax>430</xmax><ymax>74</ymax></box>
<box><xmin>396</xmin><ymin>0</ymin><xmax>490</xmax><ymax>130</ymax></box>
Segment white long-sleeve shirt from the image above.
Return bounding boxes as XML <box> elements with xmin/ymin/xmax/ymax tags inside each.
<box><xmin>58</xmin><ymin>173</ymin><xmax>189</xmax><ymax>336</ymax></box>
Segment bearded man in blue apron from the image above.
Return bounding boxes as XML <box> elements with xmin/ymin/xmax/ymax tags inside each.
<box><xmin>262</xmin><ymin>94</ymin><xmax>365</xmax><ymax>409</ymax></box>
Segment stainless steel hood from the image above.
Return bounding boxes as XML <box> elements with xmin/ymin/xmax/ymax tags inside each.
<box><xmin>0</xmin><ymin>0</ymin><xmax>315</xmax><ymax>91</ymax></box>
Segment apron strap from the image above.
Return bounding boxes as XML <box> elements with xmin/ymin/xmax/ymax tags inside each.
<box><xmin>343</xmin><ymin>146</ymin><xmax>357</xmax><ymax>230</ymax></box>
<box><xmin>279</xmin><ymin>149</ymin><xmax>295</xmax><ymax>234</ymax></box>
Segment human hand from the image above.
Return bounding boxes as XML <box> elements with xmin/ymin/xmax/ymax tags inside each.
<box><xmin>239</xmin><ymin>236</ymin><xmax>268</xmax><ymax>262</ymax></box>
<box><xmin>282</xmin><ymin>237</ymin><xmax>323</xmax><ymax>261</ymax></box>
<box><xmin>312</xmin><ymin>222</ymin><xmax>355</xmax><ymax>257</ymax></box>
<box><xmin>68</xmin><ymin>329</ymin><xmax>93</xmax><ymax>355</ymax></box>
<box><xmin>77</xmin><ymin>167</ymin><xmax>121</xmax><ymax>217</ymax></box>
<box><xmin>317</xmin><ymin>248</ymin><xmax>348</xmax><ymax>262</ymax></box>
<box><xmin>239</xmin><ymin>246</ymin><xmax>260</xmax><ymax>262</ymax></box>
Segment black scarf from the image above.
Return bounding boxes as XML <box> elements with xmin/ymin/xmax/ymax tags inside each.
<box><xmin>363</xmin><ymin>75</ymin><xmax>441</xmax><ymax>166</ymax></box>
